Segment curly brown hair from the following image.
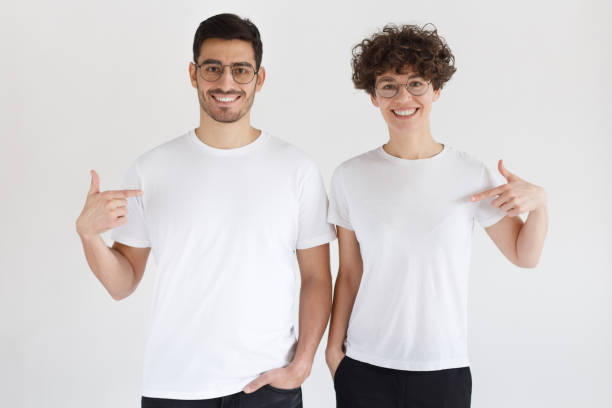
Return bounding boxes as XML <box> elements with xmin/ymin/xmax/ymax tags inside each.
<box><xmin>352</xmin><ymin>23</ymin><xmax>456</xmax><ymax>94</ymax></box>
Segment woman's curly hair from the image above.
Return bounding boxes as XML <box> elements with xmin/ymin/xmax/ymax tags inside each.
<box><xmin>352</xmin><ymin>23</ymin><xmax>457</xmax><ymax>94</ymax></box>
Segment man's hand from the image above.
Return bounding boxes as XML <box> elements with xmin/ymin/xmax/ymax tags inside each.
<box><xmin>325</xmin><ymin>347</ymin><xmax>345</xmax><ymax>380</ymax></box>
<box><xmin>76</xmin><ymin>169</ymin><xmax>143</xmax><ymax>238</ymax></box>
<box><xmin>242</xmin><ymin>360</ymin><xmax>310</xmax><ymax>393</ymax></box>
<box><xmin>471</xmin><ymin>159</ymin><xmax>547</xmax><ymax>217</ymax></box>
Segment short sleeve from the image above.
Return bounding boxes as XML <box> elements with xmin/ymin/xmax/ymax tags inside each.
<box><xmin>474</xmin><ymin>163</ymin><xmax>507</xmax><ymax>228</ymax></box>
<box><xmin>327</xmin><ymin>165</ymin><xmax>354</xmax><ymax>230</ymax></box>
<box><xmin>109</xmin><ymin>160</ymin><xmax>151</xmax><ymax>248</ymax></box>
<box><xmin>295</xmin><ymin>161</ymin><xmax>337</xmax><ymax>250</ymax></box>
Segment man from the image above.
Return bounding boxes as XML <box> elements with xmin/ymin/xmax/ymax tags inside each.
<box><xmin>76</xmin><ymin>13</ymin><xmax>336</xmax><ymax>407</ymax></box>
<box><xmin>325</xmin><ymin>24</ymin><xmax>548</xmax><ymax>407</ymax></box>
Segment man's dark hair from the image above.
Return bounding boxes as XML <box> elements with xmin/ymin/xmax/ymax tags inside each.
<box><xmin>352</xmin><ymin>23</ymin><xmax>456</xmax><ymax>94</ymax></box>
<box><xmin>193</xmin><ymin>13</ymin><xmax>263</xmax><ymax>69</ymax></box>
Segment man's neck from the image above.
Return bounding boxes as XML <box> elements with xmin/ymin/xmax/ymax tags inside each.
<box><xmin>384</xmin><ymin>125</ymin><xmax>443</xmax><ymax>160</ymax></box>
<box><xmin>195</xmin><ymin>113</ymin><xmax>260</xmax><ymax>149</ymax></box>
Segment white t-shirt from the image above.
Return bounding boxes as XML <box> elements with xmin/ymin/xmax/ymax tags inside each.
<box><xmin>327</xmin><ymin>143</ymin><xmax>506</xmax><ymax>371</ymax></box>
<box><xmin>110</xmin><ymin>129</ymin><xmax>337</xmax><ymax>399</ymax></box>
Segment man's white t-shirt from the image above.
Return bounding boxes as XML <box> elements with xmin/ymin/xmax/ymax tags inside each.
<box><xmin>327</xmin><ymin>143</ymin><xmax>506</xmax><ymax>371</ymax></box>
<box><xmin>110</xmin><ymin>129</ymin><xmax>337</xmax><ymax>399</ymax></box>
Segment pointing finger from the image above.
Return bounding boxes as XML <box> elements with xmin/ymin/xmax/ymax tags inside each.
<box><xmin>471</xmin><ymin>184</ymin><xmax>506</xmax><ymax>202</ymax></box>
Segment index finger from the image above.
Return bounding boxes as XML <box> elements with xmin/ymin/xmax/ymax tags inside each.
<box><xmin>471</xmin><ymin>185</ymin><xmax>506</xmax><ymax>202</ymax></box>
<box><xmin>243</xmin><ymin>373</ymin><xmax>270</xmax><ymax>394</ymax></box>
<box><xmin>104</xmin><ymin>189</ymin><xmax>143</xmax><ymax>199</ymax></box>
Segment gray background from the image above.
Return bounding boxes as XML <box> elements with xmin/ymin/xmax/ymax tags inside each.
<box><xmin>2</xmin><ymin>0</ymin><xmax>611</xmax><ymax>406</ymax></box>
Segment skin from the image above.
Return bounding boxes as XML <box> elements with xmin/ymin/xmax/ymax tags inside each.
<box><xmin>325</xmin><ymin>67</ymin><xmax>548</xmax><ymax>379</ymax></box>
<box><xmin>76</xmin><ymin>38</ymin><xmax>332</xmax><ymax>393</ymax></box>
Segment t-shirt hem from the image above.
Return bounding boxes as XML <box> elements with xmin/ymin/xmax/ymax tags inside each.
<box><xmin>346</xmin><ymin>347</ymin><xmax>470</xmax><ymax>371</ymax></box>
<box><xmin>141</xmin><ymin>381</ymin><xmax>253</xmax><ymax>400</ymax></box>
<box><xmin>110</xmin><ymin>235</ymin><xmax>151</xmax><ymax>248</ymax></box>
<box><xmin>296</xmin><ymin>231</ymin><xmax>337</xmax><ymax>249</ymax></box>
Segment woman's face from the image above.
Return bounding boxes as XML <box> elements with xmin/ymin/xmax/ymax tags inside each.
<box><xmin>370</xmin><ymin>67</ymin><xmax>441</xmax><ymax>135</ymax></box>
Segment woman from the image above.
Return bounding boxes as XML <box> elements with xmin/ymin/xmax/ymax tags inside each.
<box><xmin>325</xmin><ymin>24</ymin><xmax>548</xmax><ymax>407</ymax></box>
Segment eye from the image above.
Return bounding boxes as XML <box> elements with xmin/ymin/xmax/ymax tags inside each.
<box><xmin>409</xmin><ymin>80</ymin><xmax>424</xmax><ymax>87</ymax></box>
<box><xmin>204</xmin><ymin>65</ymin><xmax>221</xmax><ymax>72</ymax></box>
<box><xmin>382</xmin><ymin>84</ymin><xmax>397</xmax><ymax>90</ymax></box>
<box><xmin>234</xmin><ymin>67</ymin><xmax>247</xmax><ymax>75</ymax></box>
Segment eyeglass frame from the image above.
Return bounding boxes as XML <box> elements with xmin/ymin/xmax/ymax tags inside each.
<box><xmin>373</xmin><ymin>76</ymin><xmax>431</xmax><ymax>98</ymax></box>
<box><xmin>193</xmin><ymin>60</ymin><xmax>260</xmax><ymax>84</ymax></box>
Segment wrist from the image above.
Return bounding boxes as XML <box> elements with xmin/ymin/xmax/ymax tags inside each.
<box><xmin>326</xmin><ymin>344</ymin><xmax>344</xmax><ymax>359</ymax></box>
<box><xmin>288</xmin><ymin>356</ymin><xmax>312</xmax><ymax>379</ymax></box>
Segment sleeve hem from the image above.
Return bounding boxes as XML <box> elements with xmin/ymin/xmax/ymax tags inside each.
<box><xmin>296</xmin><ymin>231</ymin><xmax>337</xmax><ymax>250</ymax></box>
<box><xmin>110</xmin><ymin>235</ymin><xmax>151</xmax><ymax>248</ymax></box>
<box><xmin>478</xmin><ymin>212</ymin><xmax>506</xmax><ymax>228</ymax></box>
<box><xmin>327</xmin><ymin>215</ymin><xmax>354</xmax><ymax>231</ymax></box>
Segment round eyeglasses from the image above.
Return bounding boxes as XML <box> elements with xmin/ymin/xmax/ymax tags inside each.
<box><xmin>374</xmin><ymin>78</ymin><xmax>430</xmax><ymax>98</ymax></box>
<box><xmin>194</xmin><ymin>62</ymin><xmax>258</xmax><ymax>84</ymax></box>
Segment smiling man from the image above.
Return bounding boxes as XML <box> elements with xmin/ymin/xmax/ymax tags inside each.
<box><xmin>76</xmin><ymin>13</ymin><xmax>336</xmax><ymax>408</ymax></box>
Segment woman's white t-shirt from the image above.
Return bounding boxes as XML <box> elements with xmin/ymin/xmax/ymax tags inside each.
<box><xmin>327</xmin><ymin>143</ymin><xmax>506</xmax><ymax>371</ymax></box>
<box><xmin>110</xmin><ymin>129</ymin><xmax>337</xmax><ymax>399</ymax></box>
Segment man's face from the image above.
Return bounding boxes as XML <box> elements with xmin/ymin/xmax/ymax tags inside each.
<box><xmin>189</xmin><ymin>38</ymin><xmax>265</xmax><ymax>123</ymax></box>
<box><xmin>370</xmin><ymin>67</ymin><xmax>440</xmax><ymax>134</ymax></box>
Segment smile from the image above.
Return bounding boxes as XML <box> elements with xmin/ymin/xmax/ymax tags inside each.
<box><xmin>211</xmin><ymin>94</ymin><xmax>241</xmax><ymax>104</ymax></box>
<box><xmin>392</xmin><ymin>108</ymin><xmax>419</xmax><ymax>118</ymax></box>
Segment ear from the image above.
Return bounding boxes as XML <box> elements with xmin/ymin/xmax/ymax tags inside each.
<box><xmin>432</xmin><ymin>87</ymin><xmax>441</xmax><ymax>102</ymax></box>
<box><xmin>255</xmin><ymin>66</ymin><xmax>266</xmax><ymax>92</ymax></box>
<box><xmin>189</xmin><ymin>62</ymin><xmax>198</xmax><ymax>89</ymax></box>
<box><xmin>370</xmin><ymin>92</ymin><xmax>380</xmax><ymax>108</ymax></box>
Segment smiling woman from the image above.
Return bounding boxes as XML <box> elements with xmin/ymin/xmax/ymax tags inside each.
<box><xmin>325</xmin><ymin>22</ymin><xmax>549</xmax><ymax>408</ymax></box>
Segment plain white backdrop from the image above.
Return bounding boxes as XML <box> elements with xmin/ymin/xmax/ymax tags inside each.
<box><xmin>2</xmin><ymin>0</ymin><xmax>611</xmax><ymax>406</ymax></box>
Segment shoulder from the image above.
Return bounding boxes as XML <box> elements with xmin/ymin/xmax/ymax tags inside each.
<box><xmin>134</xmin><ymin>130</ymin><xmax>192</xmax><ymax>169</ymax></box>
<box><xmin>444</xmin><ymin>145</ymin><xmax>488</xmax><ymax>170</ymax></box>
<box><xmin>335</xmin><ymin>147</ymin><xmax>379</xmax><ymax>172</ymax></box>
<box><xmin>264</xmin><ymin>133</ymin><xmax>322</xmax><ymax>173</ymax></box>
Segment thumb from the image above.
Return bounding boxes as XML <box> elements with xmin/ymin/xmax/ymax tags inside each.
<box><xmin>498</xmin><ymin>159</ymin><xmax>517</xmax><ymax>182</ymax></box>
<box><xmin>88</xmin><ymin>169</ymin><xmax>100</xmax><ymax>195</ymax></box>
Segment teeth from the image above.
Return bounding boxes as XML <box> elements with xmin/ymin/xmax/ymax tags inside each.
<box><xmin>213</xmin><ymin>95</ymin><xmax>238</xmax><ymax>102</ymax></box>
<box><xmin>393</xmin><ymin>108</ymin><xmax>417</xmax><ymax>116</ymax></box>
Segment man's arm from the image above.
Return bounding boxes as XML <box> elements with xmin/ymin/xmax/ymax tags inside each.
<box><xmin>472</xmin><ymin>160</ymin><xmax>548</xmax><ymax>268</ymax></box>
<box><xmin>243</xmin><ymin>242</ymin><xmax>332</xmax><ymax>392</ymax></box>
<box><xmin>325</xmin><ymin>226</ymin><xmax>363</xmax><ymax>379</ymax></box>
<box><xmin>76</xmin><ymin>169</ymin><xmax>150</xmax><ymax>300</ymax></box>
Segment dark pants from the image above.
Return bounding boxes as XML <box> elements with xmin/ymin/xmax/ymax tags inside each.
<box><xmin>141</xmin><ymin>385</ymin><xmax>302</xmax><ymax>408</ymax></box>
<box><xmin>334</xmin><ymin>356</ymin><xmax>472</xmax><ymax>408</ymax></box>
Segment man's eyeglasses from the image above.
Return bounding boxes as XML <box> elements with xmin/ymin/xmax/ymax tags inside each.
<box><xmin>194</xmin><ymin>61</ymin><xmax>258</xmax><ymax>84</ymax></box>
<box><xmin>374</xmin><ymin>78</ymin><xmax>430</xmax><ymax>98</ymax></box>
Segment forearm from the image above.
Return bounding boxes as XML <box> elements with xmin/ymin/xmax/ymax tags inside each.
<box><xmin>326</xmin><ymin>269</ymin><xmax>360</xmax><ymax>353</ymax></box>
<box><xmin>78</xmin><ymin>233</ymin><xmax>135</xmax><ymax>300</ymax></box>
<box><xmin>291</xmin><ymin>275</ymin><xmax>332</xmax><ymax>375</ymax></box>
<box><xmin>516</xmin><ymin>206</ymin><xmax>548</xmax><ymax>268</ymax></box>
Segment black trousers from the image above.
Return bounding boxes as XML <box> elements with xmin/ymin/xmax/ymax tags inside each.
<box><xmin>141</xmin><ymin>385</ymin><xmax>302</xmax><ymax>408</ymax></box>
<box><xmin>334</xmin><ymin>356</ymin><xmax>471</xmax><ymax>408</ymax></box>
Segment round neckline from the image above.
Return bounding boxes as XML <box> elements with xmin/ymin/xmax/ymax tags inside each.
<box><xmin>376</xmin><ymin>142</ymin><xmax>448</xmax><ymax>165</ymax></box>
<box><xmin>189</xmin><ymin>128</ymin><xmax>269</xmax><ymax>156</ymax></box>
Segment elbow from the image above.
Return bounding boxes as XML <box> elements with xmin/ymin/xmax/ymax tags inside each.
<box><xmin>109</xmin><ymin>287</ymin><xmax>132</xmax><ymax>301</ymax></box>
<box><xmin>110</xmin><ymin>292</ymin><xmax>126</xmax><ymax>301</ymax></box>
<box><xmin>513</xmin><ymin>256</ymin><xmax>540</xmax><ymax>269</ymax></box>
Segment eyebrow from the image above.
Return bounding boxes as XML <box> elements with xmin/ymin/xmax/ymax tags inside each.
<box><xmin>200</xmin><ymin>59</ymin><xmax>254</xmax><ymax>67</ymax></box>
<box><xmin>378</xmin><ymin>74</ymin><xmax>423</xmax><ymax>82</ymax></box>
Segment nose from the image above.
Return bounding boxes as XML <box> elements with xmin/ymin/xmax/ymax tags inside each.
<box><xmin>394</xmin><ymin>84</ymin><xmax>415</xmax><ymax>102</ymax></box>
<box><xmin>217</xmin><ymin>66</ymin><xmax>236</xmax><ymax>90</ymax></box>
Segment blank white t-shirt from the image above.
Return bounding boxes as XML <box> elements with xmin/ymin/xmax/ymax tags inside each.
<box><xmin>327</xmin><ymin>143</ymin><xmax>506</xmax><ymax>371</ymax></box>
<box><xmin>110</xmin><ymin>129</ymin><xmax>337</xmax><ymax>399</ymax></box>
